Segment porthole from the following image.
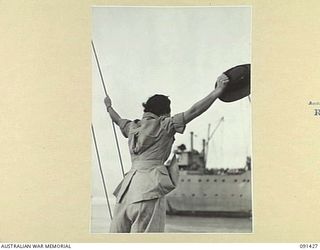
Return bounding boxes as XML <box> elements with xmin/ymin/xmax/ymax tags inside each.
<box><xmin>247</xmin><ymin>180</ymin><xmax>250</xmax><ymax>183</ymax></box>
<box><xmin>181</xmin><ymin>179</ymin><xmax>184</xmax><ymax>182</ymax></box>
<box><xmin>198</xmin><ymin>179</ymin><xmax>202</xmax><ymax>182</ymax></box>
<box><xmin>203</xmin><ymin>194</ymin><xmax>207</xmax><ymax>197</ymax></box>
<box><xmin>192</xmin><ymin>194</ymin><xmax>196</xmax><ymax>197</ymax></box>
<box><xmin>206</xmin><ymin>179</ymin><xmax>210</xmax><ymax>182</ymax></box>
<box><xmin>243</xmin><ymin>179</ymin><xmax>246</xmax><ymax>182</ymax></box>
<box><xmin>188</xmin><ymin>179</ymin><xmax>191</xmax><ymax>182</ymax></box>
<box><xmin>215</xmin><ymin>194</ymin><xmax>218</xmax><ymax>197</ymax></box>
<box><xmin>222</xmin><ymin>179</ymin><xmax>225</xmax><ymax>182</ymax></box>
<box><xmin>240</xmin><ymin>194</ymin><xmax>243</xmax><ymax>197</ymax></box>
<box><xmin>214</xmin><ymin>179</ymin><xmax>217</xmax><ymax>182</ymax></box>
<box><xmin>234</xmin><ymin>179</ymin><xmax>238</xmax><ymax>182</ymax></box>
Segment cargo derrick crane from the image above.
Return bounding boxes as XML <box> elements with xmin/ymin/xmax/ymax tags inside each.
<box><xmin>204</xmin><ymin>117</ymin><xmax>224</xmax><ymax>169</ymax></box>
<box><xmin>174</xmin><ymin>117</ymin><xmax>224</xmax><ymax>172</ymax></box>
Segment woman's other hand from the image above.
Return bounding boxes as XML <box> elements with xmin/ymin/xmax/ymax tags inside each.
<box><xmin>104</xmin><ymin>95</ymin><xmax>112</xmax><ymax>109</ymax></box>
<box><xmin>215</xmin><ymin>73</ymin><xmax>229</xmax><ymax>92</ymax></box>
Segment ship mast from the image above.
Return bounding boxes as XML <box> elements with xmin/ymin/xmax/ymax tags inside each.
<box><xmin>205</xmin><ymin>117</ymin><xmax>224</xmax><ymax>168</ymax></box>
<box><xmin>190</xmin><ymin>131</ymin><xmax>194</xmax><ymax>152</ymax></box>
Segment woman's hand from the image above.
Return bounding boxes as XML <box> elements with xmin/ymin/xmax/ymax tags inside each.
<box><xmin>104</xmin><ymin>95</ymin><xmax>112</xmax><ymax>109</ymax></box>
<box><xmin>215</xmin><ymin>74</ymin><xmax>229</xmax><ymax>92</ymax></box>
<box><xmin>103</xmin><ymin>94</ymin><xmax>121</xmax><ymax>124</ymax></box>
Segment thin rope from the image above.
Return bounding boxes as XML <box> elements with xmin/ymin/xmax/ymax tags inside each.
<box><xmin>91</xmin><ymin>40</ymin><xmax>125</xmax><ymax>178</ymax></box>
<box><xmin>91</xmin><ymin>124</ymin><xmax>113</xmax><ymax>220</ymax></box>
<box><xmin>247</xmin><ymin>95</ymin><xmax>251</xmax><ymax>157</ymax></box>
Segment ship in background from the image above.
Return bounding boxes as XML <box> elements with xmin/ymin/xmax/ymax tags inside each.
<box><xmin>166</xmin><ymin>117</ymin><xmax>252</xmax><ymax>217</ymax></box>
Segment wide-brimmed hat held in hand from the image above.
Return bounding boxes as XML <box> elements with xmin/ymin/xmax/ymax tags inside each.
<box><xmin>216</xmin><ymin>64</ymin><xmax>250</xmax><ymax>102</ymax></box>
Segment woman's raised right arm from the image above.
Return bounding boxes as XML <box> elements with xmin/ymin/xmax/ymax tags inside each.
<box><xmin>183</xmin><ymin>74</ymin><xmax>229</xmax><ymax>124</ymax></box>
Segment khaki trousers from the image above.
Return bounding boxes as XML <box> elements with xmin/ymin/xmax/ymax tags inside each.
<box><xmin>109</xmin><ymin>195</ymin><xmax>166</xmax><ymax>233</ymax></box>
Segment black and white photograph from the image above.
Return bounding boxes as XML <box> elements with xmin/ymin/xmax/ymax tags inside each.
<box><xmin>3</xmin><ymin>0</ymin><xmax>320</xmax><ymax>244</ymax></box>
<box><xmin>91</xmin><ymin>6</ymin><xmax>252</xmax><ymax>233</ymax></box>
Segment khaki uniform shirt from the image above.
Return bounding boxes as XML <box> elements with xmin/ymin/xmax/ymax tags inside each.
<box><xmin>113</xmin><ymin>112</ymin><xmax>186</xmax><ymax>204</ymax></box>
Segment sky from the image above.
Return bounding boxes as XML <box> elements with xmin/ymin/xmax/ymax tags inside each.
<box><xmin>91</xmin><ymin>6</ymin><xmax>251</xmax><ymax>202</ymax></box>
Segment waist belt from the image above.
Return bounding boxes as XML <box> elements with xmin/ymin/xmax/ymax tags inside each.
<box><xmin>131</xmin><ymin>160</ymin><xmax>164</xmax><ymax>171</ymax></box>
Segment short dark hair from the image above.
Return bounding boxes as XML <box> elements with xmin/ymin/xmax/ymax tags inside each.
<box><xmin>142</xmin><ymin>94</ymin><xmax>171</xmax><ymax>116</ymax></box>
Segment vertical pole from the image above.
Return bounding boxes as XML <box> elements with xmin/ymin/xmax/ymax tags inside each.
<box><xmin>190</xmin><ymin>131</ymin><xmax>194</xmax><ymax>152</ymax></box>
<box><xmin>202</xmin><ymin>139</ymin><xmax>206</xmax><ymax>168</ymax></box>
<box><xmin>205</xmin><ymin>123</ymin><xmax>211</xmax><ymax>167</ymax></box>
<box><xmin>91</xmin><ymin>40</ymin><xmax>125</xmax><ymax>178</ymax></box>
<box><xmin>91</xmin><ymin>124</ymin><xmax>113</xmax><ymax>220</ymax></box>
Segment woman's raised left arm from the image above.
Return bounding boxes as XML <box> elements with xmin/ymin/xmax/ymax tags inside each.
<box><xmin>104</xmin><ymin>95</ymin><xmax>121</xmax><ymax>125</ymax></box>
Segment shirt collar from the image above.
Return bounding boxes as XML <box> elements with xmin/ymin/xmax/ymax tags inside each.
<box><xmin>142</xmin><ymin>112</ymin><xmax>170</xmax><ymax>119</ymax></box>
<box><xmin>142</xmin><ymin>112</ymin><xmax>159</xmax><ymax>119</ymax></box>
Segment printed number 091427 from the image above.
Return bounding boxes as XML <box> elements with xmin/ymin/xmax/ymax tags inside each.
<box><xmin>300</xmin><ymin>244</ymin><xmax>318</xmax><ymax>249</ymax></box>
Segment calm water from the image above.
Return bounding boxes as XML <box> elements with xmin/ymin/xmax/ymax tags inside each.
<box><xmin>91</xmin><ymin>201</ymin><xmax>252</xmax><ymax>233</ymax></box>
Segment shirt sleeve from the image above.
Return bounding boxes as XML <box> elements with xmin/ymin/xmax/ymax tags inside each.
<box><xmin>161</xmin><ymin>112</ymin><xmax>186</xmax><ymax>135</ymax></box>
<box><xmin>118</xmin><ymin>119</ymin><xmax>132</xmax><ymax>138</ymax></box>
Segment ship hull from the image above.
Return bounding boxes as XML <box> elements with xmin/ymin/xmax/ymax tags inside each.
<box><xmin>166</xmin><ymin>170</ymin><xmax>252</xmax><ymax>216</ymax></box>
